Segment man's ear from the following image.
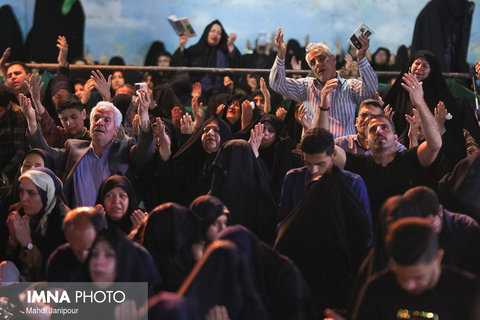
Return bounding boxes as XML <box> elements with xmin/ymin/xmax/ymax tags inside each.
<box><xmin>394</xmin><ymin>134</ymin><xmax>398</xmax><ymax>143</ymax></box>
<box><xmin>81</xmin><ymin>109</ymin><xmax>87</xmax><ymax>120</ymax></box>
<box><xmin>436</xmin><ymin>248</ymin><xmax>445</xmax><ymax>264</ymax></box>
<box><xmin>332</xmin><ymin>148</ymin><xmax>337</xmax><ymax>160</ymax></box>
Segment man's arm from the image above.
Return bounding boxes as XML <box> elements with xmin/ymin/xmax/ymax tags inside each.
<box><xmin>350</xmin><ymin>34</ymin><xmax>378</xmax><ymax>102</ymax></box>
<box><xmin>401</xmin><ymin>73</ymin><xmax>442</xmax><ymax>167</ymax></box>
<box><xmin>269</xmin><ymin>28</ymin><xmax>308</xmax><ymax>102</ymax></box>
<box><xmin>0</xmin><ymin>48</ymin><xmax>10</xmax><ymax>83</ymax></box>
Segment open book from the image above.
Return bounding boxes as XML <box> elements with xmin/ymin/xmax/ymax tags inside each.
<box><xmin>168</xmin><ymin>14</ymin><xmax>196</xmax><ymax>38</ymax></box>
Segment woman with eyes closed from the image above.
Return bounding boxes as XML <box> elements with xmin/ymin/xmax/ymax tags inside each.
<box><xmin>95</xmin><ymin>175</ymin><xmax>147</xmax><ymax>235</ymax></box>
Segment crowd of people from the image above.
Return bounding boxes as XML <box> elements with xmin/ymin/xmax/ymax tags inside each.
<box><xmin>1</xmin><ymin>18</ymin><xmax>480</xmax><ymax>319</ymax></box>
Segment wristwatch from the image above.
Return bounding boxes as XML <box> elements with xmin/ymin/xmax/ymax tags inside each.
<box><xmin>23</xmin><ymin>242</ymin><xmax>33</xmax><ymax>251</ymax></box>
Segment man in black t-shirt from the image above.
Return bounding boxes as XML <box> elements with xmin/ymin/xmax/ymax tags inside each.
<box><xmin>354</xmin><ymin>218</ymin><xmax>478</xmax><ymax>320</ymax></box>
<box><xmin>330</xmin><ymin>73</ymin><xmax>443</xmax><ymax>223</ymax></box>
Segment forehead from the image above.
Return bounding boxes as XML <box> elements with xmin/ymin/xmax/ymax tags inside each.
<box><xmin>262</xmin><ymin>121</ymin><xmax>275</xmax><ymax>130</ymax></box>
<box><xmin>303</xmin><ymin>152</ymin><xmax>330</xmax><ymax>162</ymax></box>
<box><xmin>24</xmin><ymin>153</ymin><xmax>44</xmax><ymax>163</ymax></box>
<box><xmin>60</xmin><ymin>108</ymin><xmax>82</xmax><ymax>117</ymax></box>
<box><xmin>360</xmin><ymin>104</ymin><xmax>383</xmax><ymax>115</ymax></box>
<box><xmin>394</xmin><ymin>261</ymin><xmax>432</xmax><ymax>279</ymax></box>
<box><xmin>7</xmin><ymin>64</ymin><xmax>26</xmax><ymax>74</ymax></box>
<box><xmin>253</xmin><ymin>94</ymin><xmax>264</xmax><ymax>100</ymax></box>
<box><xmin>204</xmin><ymin>121</ymin><xmax>219</xmax><ymax>129</ymax></box>
<box><xmin>20</xmin><ymin>177</ymin><xmax>36</xmax><ymax>189</ymax></box>
<box><xmin>368</xmin><ymin>118</ymin><xmax>392</xmax><ymax>130</ymax></box>
<box><xmin>210</xmin><ymin>24</ymin><xmax>222</xmax><ymax>32</ymax></box>
<box><xmin>413</xmin><ymin>57</ymin><xmax>430</xmax><ymax>66</ymax></box>
<box><xmin>94</xmin><ymin>107</ymin><xmax>115</xmax><ymax>118</ymax></box>
<box><xmin>105</xmin><ymin>186</ymin><xmax>127</xmax><ymax>194</ymax></box>
<box><xmin>112</xmin><ymin>71</ymin><xmax>124</xmax><ymax>77</ymax></box>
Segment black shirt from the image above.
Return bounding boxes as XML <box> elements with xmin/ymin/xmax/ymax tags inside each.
<box><xmin>356</xmin><ymin>267</ymin><xmax>478</xmax><ymax>320</ymax></box>
<box><xmin>345</xmin><ymin>148</ymin><xmax>424</xmax><ymax>226</ymax></box>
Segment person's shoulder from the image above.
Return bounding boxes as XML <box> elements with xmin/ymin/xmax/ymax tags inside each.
<box><xmin>340</xmin><ymin>168</ymin><xmax>364</xmax><ymax>181</ymax></box>
<box><xmin>285</xmin><ymin>166</ymin><xmax>308</xmax><ymax>177</ymax></box>
<box><xmin>444</xmin><ymin>210</ymin><xmax>480</xmax><ymax>229</ymax></box>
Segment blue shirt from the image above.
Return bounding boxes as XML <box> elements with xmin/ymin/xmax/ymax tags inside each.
<box><xmin>278</xmin><ymin>166</ymin><xmax>373</xmax><ymax>246</ymax></box>
<box><xmin>72</xmin><ymin>142</ymin><xmax>113</xmax><ymax>207</ymax></box>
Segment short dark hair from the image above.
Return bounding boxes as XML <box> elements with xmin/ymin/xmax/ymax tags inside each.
<box><xmin>368</xmin><ymin>114</ymin><xmax>396</xmax><ymax>134</ymax></box>
<box><xmin>404</xmin><ymin>186</ymin><xmax>439</xmax><ymax>217</ymax></box>
<box><xmin>360</xmin><ymin>99</ymin><xmax>383</xmax><ymax>111</ymax></box>
<box><xmin>300</xmin><ymin>128</ymin><xmax>334</xmax><ymax>155</ymax></box>
<box><xmin>386</xmin><ymin>217</ymin><xmax>439</xmax><ymax>266</ymax></box>
<box><xmin>56</xmin><ymin>94</ymin><xmax>84</xmax><ymax>113</ymax></box>
<box><xmin>7</xmin><ymin>61</ymin><xmax>31</xmax><ymax>74</ymax></box>
<box><xmin>380</xmin><ymin>195</ymin><xmax>423</xmax><ymax>228</ymax></box>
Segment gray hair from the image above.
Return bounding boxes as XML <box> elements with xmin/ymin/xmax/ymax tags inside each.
<box><xmin>305</xmin><ymin>43</ymin><xmax>334</xmax><ymax>68</ymax></box>
<box><xmin>90</xmin><ymin>101</ymin><xmax>123</xmax><ymax>128</ymax></box>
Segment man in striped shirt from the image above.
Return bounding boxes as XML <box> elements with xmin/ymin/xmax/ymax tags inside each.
<box><xmin>269</xmin><ymin>28</ymin><xmax>378</xmax><ymax>139</ymax></box>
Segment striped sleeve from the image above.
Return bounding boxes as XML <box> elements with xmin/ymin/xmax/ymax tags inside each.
<box><xmin>269</xmin><ymin>56</ymin><xmax>309</xmax><ymax>102</ymax></box>
<box><xmin>350</xmin><ymin>57</ymin><xmax>378</xmax><ymax>103</ymax></box>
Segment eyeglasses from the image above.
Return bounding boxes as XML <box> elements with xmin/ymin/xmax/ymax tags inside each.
<box><xmin>309</xmin><ymin>54</ymin><xmax>329</xmax><ymax>67</ymax></box>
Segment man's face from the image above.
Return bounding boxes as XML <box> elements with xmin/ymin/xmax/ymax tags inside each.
<box><xmin>392</xmin><ymin>251</ymin><xmax>443</xmax><ymax>295</ymax></box>
<box><xmin>90</xmin><ymin>107</ymin><xmax>119</xmax><ymax>145</ymax></box>
<box><xmin>59</xmin><ymin>108</ymin><xmax>86</xmax><ymax>137</ymax></box>
<box><xmin>303</xmin><ymin>152</ymin><xmax>334</xmax><ymax>180</ymax></box>
<box><xmin>366</xmin><ymin>118</ymin><xmax>397</xmax><ymax>153</ymax></box>
<box><xmin>309</xmin><ymin>51</ymin><xmax>336</xmax><ymax>84</ymax></box>
<box><xmin>6</xmin><ymin>64</ymin><xmax>28</xmax><ymax>94</ymax></box>
<box><xmin>355</xmin><ymin>105</ymin><xmax>383</xmax><ymax>138</ymax></box>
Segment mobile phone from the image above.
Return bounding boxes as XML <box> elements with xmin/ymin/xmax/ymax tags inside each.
<box><xmin>135</xmin><ymin>82</ymin><xmax>148</xmax><ymax>93</ymax></box>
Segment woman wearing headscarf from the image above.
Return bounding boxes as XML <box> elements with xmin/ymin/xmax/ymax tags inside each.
<box><xmin>177</xmin><ymin>240</ymin><xmax>269</xmax><ymax>320</ymax></box>
<box><xmin>83</xmin><ymin>227</ymin><xmax>162</xmax><ymax>294</ymax></box>
<box><xmin>210</xmin><ymin>139</ymin><xmax>277</xmax><ymax>245</ymax></box>
<box><xmin>256</xmin><ymin>114</ymin><xmax>301</xmax><ymax>203</ymax></box>
<box><xmin>139</xmin><ymin>203</ymin><xmax>202</xmax><ymax>291</ymax></box>
<box><xmin>3</xmin><ymin>167</ymin><xmax>67</xmax><ymax>281</ymax></box>
<box><xmin>219</xmin><ymin>225</ymin><xmax>315</xmax><ymax>320</ymax></box>
<box><xmin>171</xmin><ymin>116</ymin><xmax>232</xmax><ymax>206</ymax></box>
<box><xmin>370</xmin><ymin>47</ymin><xmax>391</xmax><ymax>84</ymax></box>
<box><xmin>95</xmin><ymin>175</ymin><xmax>146</xmax><ymax>235</ymax></box>
<box><xmin>384</xmin><ymin>50</ymin><xmax>479</xmax><ymax>151</ymax></box>
<box><xmin>189</xmin><ymin>195</ymin><xmax>229</xmax><ymax>246</ymax></box>
<box><xmin>171</xmin><ymin>20</ymin><xmax>242</xmax><ymax>102</ymax></box>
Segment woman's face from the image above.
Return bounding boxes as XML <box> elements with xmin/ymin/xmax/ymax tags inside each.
<box><xmin>226</xmin><ymin>101</ymin><xmax>241</xmax><ymax>124</ymax></box>
<box><xmin>374</xmin><ymin>50</ymin><xmax>388</xmax><ymax>65</ymax></box>
<box><xmin>157</xmin><ymin>55</ymin><xmax>171</xmax><ymax>67</ymax></box>
<box><xmin>103</xmin><ymin>187</ymin><xmax>129</xmax><ymax>221</ymax></box>
<box><xmin>410</xmin><ymin>58</ymin><xmax>431</xmax><ymax>81</ymax></box>
<box><xmin>260</xmin><ymin>121</ymin><xmax>277</xmax><ymax>148</ymax></box>
<box><xmin>205</xmin><ymin>214</ymin><xmax>228</xmax><ymax>243</ymax></box>
<box><xmin>19</xmin><ymin>178</ymin><xmax>43</xmax><ymax>216</ymax></box>
<box><xmin>201</xmin><ymin>121</ymin><xmax>222</xmax><ymax>154</ymax></box>
<box><xmin>89</xmin><ymin>239</ymin><xmax>116</xmax><ymax>287</ymax></box>
<box><xmin>21</xmin><ymin>153</ymin><xmax>45</xmax><ymax>174</ymax></box>
<box><xmin>74</xmin><ymin>83</ymin><xmax>85</xmax><ymax>99</ymax></box>
<box><xmin>207</xmin><ymin>23</ymin><xmax>222</xmax><ymax>47</ymax></box>
<box><xmin>111</xmin><ymin>71</ymin><xmax>125</xmax><ymax>91</ymax></box>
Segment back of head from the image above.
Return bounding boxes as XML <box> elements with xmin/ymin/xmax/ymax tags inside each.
<box><xmin>56</xmin><ymin>94</ymin><xmax>83</xmax><ymax>114</ymax></box>
<box><xmin>386</xmin><ymin>217</ymin><xmax>439</xmax><ymax>266</ymax></box>
<box><xmin>63</xmin><ymin>206</ymin><xmax>107</xmax><ymax>234</ymax></box>
<box><xmin>404</xmin><ymin>186</ymin><xmax>439</xmax><ymax>217</ymax></box>
<box><xmin>360</xmin><ymin>99</ymin><xmax>383</xmax><ymax>111</ymax></box>
<box><xmin>300</xmin><ymin>128</ymin><xmax>334</xmax><ymax>155</ymax></box>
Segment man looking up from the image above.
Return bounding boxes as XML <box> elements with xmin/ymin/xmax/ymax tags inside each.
<box><xmin>0</xmin><ymin>48</ymin><xmax>30</xmax><ymax>97</ymax></box>
<box><xmin>20</xmin><ymin>91</ymin><xmax>155</xmax><ymax>208</ymax></box>
<box><xmin>269</xmin><ymin>28</ymin><xmax>378</xmax><ymax>139</ymax></box>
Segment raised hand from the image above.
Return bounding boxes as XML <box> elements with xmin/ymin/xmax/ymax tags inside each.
<box><xmin>356</xmin><ymin>33</ymin><xmax>370</xmax><ymax>61</ymax></box>
<box><xmin>434</xmin><ymin>101</ymin><xmax>448</xmax><ymax>135</ymax></box>
<box><xmin>320</xmin><ymin>78</ymin><xmax>338</xmax><ymax>110</ymax></box>
<box><xmin>57</xmin><ymin>35</ymin><xmax>69</xmax><ymax>67</ymax></box>
<box><xmin>406</xmin><ymin>108</ymin><xmax>420</xmax><ymax>148</ymax></box>
<box><xmin>192</xmin><ymin>81</ymin><xmax>202</xmax><ymax>98</ymax></box>
<box><xmin>19</xmin><ymin>93</ymin><xmax>37</xmax><ymax>135</ymax></box>
<box><xmin>205</xmin><ymin>305</ymin><xmax>230</xmax><ymax>320</ymax></box>
<box><xmin>11</xmin><ymin>211</ymin><xmax>32</xmax><ymax>247</ymax></box>
<box><xmin>241</xmin><ymin>99</ymin><xmax>253</xmax><ymax>131</ymax></box>
<box><xmin>94</xmin><ymin>204</ymin><xmax>106</xmax><ymax>216</ymax></box>
<box><xmin>91</xmin><ymin>69</ymin><xmax>112</xmax><ymax>101</ymax></box>
<box><xmin>384</xmin><ymin>104</ymin><xmax>394</xmax><ymax>120</ymax></box>
<box><xmin>297</xmin><ymin>104</ymin><xmax>312</xmax><ymax>129</ymax></box>
<box><xmin>259</xmin><ymin>77</ymin><xmax>271</xmax><ymax>114</ymax></box>
<box><xmin>180</xmin><ymin>112</ymin><xmax>194</xmax><ymax>134</ymax></box>
<box><xmin>137</xmin><ymin>90</ymin><xmax>151</xmax><ymax>131</ymax></box>
<box><xmin>248</xmin><ymin>123</ymin><xmax>264</xmax><ymax>158</ymax></box>
<box><xmin>25</xmin><ymin>73</ymin><xmax>45</xmax><ymax>112</ymax></box>
<box><xmin>276</xmin><ymin>107</ymin><xmax>287</xmax><ymax>120</ymax></box>
<box><xmin>216</xmin><ymin>104</ymin><xmax>226</xmax><ymax>115</ymax></box>
<box><xmin>0</xmin><ymin>47</ymin><xmax>10</xmax><ymax>78</ymax></box>
<box><xmin>275</xmin><ymin>28</ymin><xmax>286</xmax><ymax>60</ymax></box>
<box><xmin>81</xmin><ymin>78</ymin><xmax>96</xmax><ymax>104</ymax></box>
<box><xmin>401</xmin><ymin>73</ymin><xmax>424</xmax><ymax>107</ymax></box>
<box><xmin>192</xmin><ymin>96</ymin><xmax>205</xmax><ymax>128</ymax></box>
<box><xmin>227</xmin><ymin>33</ymin><xmax>237</xmax><ymax>53</ymax></box>
<box><xmin>374</xmin><ymin>92</ymin><xmax>385</xmax><ymax>107</ymax></box>
<box><xmin>223</xmin><ymin>76</ymin><xmax>234</xmax><ymax>93</ymax></box>
<box><xmin>179</xmin><ymin>35</ymin><xmax>188</xmax><ymax>52</ymax></box>
<box><xmin>171</xmin><ymin>106</ymin><xmax>182</xmax><ymax>129</ymax></box>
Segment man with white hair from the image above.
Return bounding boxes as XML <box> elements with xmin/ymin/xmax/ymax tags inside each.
<box><xmin>269</xmin><ymin>28</ymin><xmax>378</xmax><ymax>138</ymax></box>
<box><xmin>21</xmin><ymin>91</ymin><xmax>154</xmax><ymax>208</ymax></box>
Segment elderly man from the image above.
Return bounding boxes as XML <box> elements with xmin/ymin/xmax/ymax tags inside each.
<box><xmin>21</xmin><ymin>91</ymin><xmax>155</xmax><ymax>208</ymax></box>
<box><xmin>269</xmin><ymin>28</ymin><xmax>378</xmax><ymax>139</ymax></box>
